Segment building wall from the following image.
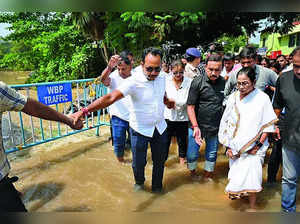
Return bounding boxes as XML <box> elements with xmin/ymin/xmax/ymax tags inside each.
<box><xmin>279</xmin><ymin>35</ymin><xmax>291</xmax><ymax>55</ymax></box>
<box><xmin>259</xmin><ymin>24</ymin><xmax>300</xmax><ymax>56</ymax></box>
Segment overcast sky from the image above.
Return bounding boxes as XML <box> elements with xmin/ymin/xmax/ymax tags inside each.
<box><xmin>0</xmin><ymin>23</ymin><xmax>11</xmax><ymax>37</ymax></box>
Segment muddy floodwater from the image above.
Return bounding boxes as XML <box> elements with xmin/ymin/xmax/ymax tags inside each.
<box><xmin>0</xmin><ymin>71</ymin><xmax>30</xmax><ymax>85</ymax></box>
<box><xmin>8</xmin><ymin>126</ymin><xmax>297</xmax><ymax>212</ymax></box>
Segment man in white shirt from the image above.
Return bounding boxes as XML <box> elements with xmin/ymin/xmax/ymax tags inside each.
<box><xmin>98</xmin><ymin>53</ymin><xmax>132</xmax><ymax>163</ymax></box>
<box><xmin>72</xmin><ymin>47</ymin><xmax>175</xmax><ymax>193</ymax></box>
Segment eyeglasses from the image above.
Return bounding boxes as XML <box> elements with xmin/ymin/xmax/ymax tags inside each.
<box><xmin>172</xmin><ymin>71</ymin><xmax>184</xmax><ymax>75</ymax></box>
<box><xmin>145</xmin><ymin>66</ymin><xmax>161</xmax><ymax>73</ymax></box>
<box><xmin>237</xmin><ymin>81</ymin><xmax>251</xmax><ymax>87</ymax></box>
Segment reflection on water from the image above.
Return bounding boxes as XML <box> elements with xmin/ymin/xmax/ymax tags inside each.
<box><xmin>9</xmin><ymin>127</ymin><xmax>298</xmax><ymax>212</ymax></box>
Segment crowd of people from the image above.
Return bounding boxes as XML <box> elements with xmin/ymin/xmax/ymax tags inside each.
<box><xmin>1</xmin><ymin>44</ymin><xmax>300</xmax><ymax>213</ymax></box>
<box><xmin>71</xmin><ymin>45</ymin><xmax>300</xmax><ymax>212</ymax></box>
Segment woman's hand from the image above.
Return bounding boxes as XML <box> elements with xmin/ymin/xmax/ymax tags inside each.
<box><xmin>226</xmin><ymin>148</ymin><xmax>240</xmax><ymax>159</ymax></box>
<box><xmin>226</xmin><ymin>148</ymin><xmax>235</xmax><ymax>159</ymax></box>
<box><xmin>247</xmin><ymin>146</ymin><xmax>259</xmax><ymax>155</ymax></box>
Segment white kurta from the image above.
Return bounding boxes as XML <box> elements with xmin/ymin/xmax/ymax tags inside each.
<box><xmin>219</xmin><ymin>89</ymin><xmax>277</xmax><ymax>194</ymax></box>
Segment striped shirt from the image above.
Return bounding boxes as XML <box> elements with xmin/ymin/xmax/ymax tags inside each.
<box><xmin>0</xmin><ymin>81</ymin><xmax>27</xmax><ymax>180</ymax></box>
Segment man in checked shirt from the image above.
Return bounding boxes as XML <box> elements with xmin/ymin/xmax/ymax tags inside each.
<box><xmin>0</xmin><ymin>81</ymin><xmax>83</xmax><ymax>212</ymax></box>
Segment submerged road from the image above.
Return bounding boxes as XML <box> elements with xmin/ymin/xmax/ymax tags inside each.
<box><xmin>9</xmin><ymin>126</ymin><xmax>287</xmax><ymax>212</ymax></box>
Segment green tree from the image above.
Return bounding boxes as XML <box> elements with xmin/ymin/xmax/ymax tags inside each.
<box><xmin>100</xmin><ymin>12</ymin><xmax>298</xmax><ymax>58</ymax></box>
<box><xmin>1</xmin><ymin>12</ymin><xmax>298</xmax><ymax>83</ymax></box>
<box><xmin>0</xmin><ymin>12</ymin><xmax>100</xmax><ymax>82</ymax></box>
<box><xmin>216</xmin><ymin>34</ymin><xmax>248</xmax><ymax>53</ymax></box>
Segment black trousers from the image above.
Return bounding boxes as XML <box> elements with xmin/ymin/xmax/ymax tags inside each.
<box><xmin>0</xmin><ymin>176</ymin><xmax>27</xmax><ymax>212</ymax></box>
<box><xmin>267</xmin><ymin>139</ymin><xmax>283</xmax><ymax>183</ymax></box>
<box><xmin>166</xmin><ymin>120</ymin><xmax>188</xmax><ymax>159</ymax></box>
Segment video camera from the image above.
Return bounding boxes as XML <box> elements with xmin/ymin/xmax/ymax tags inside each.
<box><xmin>161</xmin><ymin>41</ymin><xmax>182</xmax><ymax>67</ymax></box>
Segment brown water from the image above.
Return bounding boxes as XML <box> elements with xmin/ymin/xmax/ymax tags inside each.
<box><xmin>0</xmin><ymin>71</ymin><xmax>30</xmax><ymax>84</ymax></box>
<box><xmin>9</xmin><ymin>126</ymin><xmax>293</xmax><ymax>212</ymax></box>
<box><xmin>1</xmin><ymin>70</ymin><xmax>294</xmax><ymax>212</ymax></box>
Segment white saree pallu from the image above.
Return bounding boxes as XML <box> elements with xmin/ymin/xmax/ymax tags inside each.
<box><xmin>218</xmin><ymin>89</ymin><xmax>278</xmax><ymax>196</ymax></box>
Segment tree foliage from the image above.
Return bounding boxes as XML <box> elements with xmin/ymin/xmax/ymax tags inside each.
<box><xmin>99</xmin><ymin>12</ymin><xmax>299</xmax><ymax>59</ymax></box>
<box><xmin>0</xmin><ymin>12</ymin><xmax>104</xmax><ymax>83</ymax></box>
<box><xmin>0</xmin><ymin>12</ymin><xmax>298</xmax><ymax>83</ymax></box>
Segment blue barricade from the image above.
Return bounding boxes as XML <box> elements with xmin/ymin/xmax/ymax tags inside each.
<box><xmin>4</xmin><ymin>79</ymin><xmax>110</xmax><ymax>154</ymax></box>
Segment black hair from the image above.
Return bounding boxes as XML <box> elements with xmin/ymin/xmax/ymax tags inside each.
<box><xmin>234</xmin><ymin>55</ymin><xmax>240</xmax><ymax>61</ymax></box>
<box><xmin>186</xmin><ymin>55</ymin><xmax>197</xmax><ymax>62</ymax></box>
<box><xmin>290</xmin><ymin>46</ymin><xmax>300</xmax><ymax>57</ymax></box>
<box><xmin>120</xmin><ymin>50</ymin><xmax>133</xmax><ymax>57</ymax></box>
<box><xmin>118</xmin><ymin>55</ymin><xmax>131</xmax><ymax>66</ymax></box>
<box><xmin>256</xmin><ymin>54</ymin><xmax>263</xmax><ymax>64</ymax></box>
<box><xmin>276</xmin><ymin>54</ymin><xmax>286</xmax><ymax>61</ymax></box>
<box><xmin>237</xmin><ymin>67</ymin><xmax>256</xmax><ymax>83</ymax></box>
<box><xmin>270</xmin><ymin>62</ymin><xmax>281</xmax><ymax>74</ymax></box>
<box><xmin>261</xmin><ymin>57</ymin><xmax>270</xmax><ymax>68</ymax></box>
<box><xmin>207</xmin><ymin>54</ymin><xmax>223</xmax><ymax>63</ymax></box>
<box><xmin>239</xmin><ymin>46</ymin><xmax>257</xmax><ymax>60</ymax></box>
<box><xmin>223</xmin><ymin>53</ymin><xmax>234</xmax><ymax>61</ymax></box>
<box><xmin>170</xmin><ymin>59</ymin><xmax>185</xmax><ymax>70</ymax></box>
<box><xmin>142</xmin><ymin>47</ymin><xmax>162</xmax><ymax>62</ymax></box>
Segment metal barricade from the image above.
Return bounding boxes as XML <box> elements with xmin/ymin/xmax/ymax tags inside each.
<box><xmin>4</xmin><ymin>79</ymin><xmax>110</xmax><ymax>154</ymax></box>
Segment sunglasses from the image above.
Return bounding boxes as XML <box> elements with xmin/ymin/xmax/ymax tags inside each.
<box><xmin>172</xmin><ymin>71</ymin><xmax>184</xmax><ymax>75</ymax></box>
<box><xmin>145</xmin><ymin>66</ymin><xmax>161</xmax><ymax>73</ymax></box>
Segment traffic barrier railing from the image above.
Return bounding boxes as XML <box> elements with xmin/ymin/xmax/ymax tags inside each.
<box><xmin>4</xmin><ymin>79</ymin><xmax>110</xmax><ymax>154</ymax></box>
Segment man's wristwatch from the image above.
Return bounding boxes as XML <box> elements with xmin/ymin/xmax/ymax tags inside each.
<box><xmin>255</xmin><ymin>141</ymin><xmax>263</xmax><ymax>148</ymax></box>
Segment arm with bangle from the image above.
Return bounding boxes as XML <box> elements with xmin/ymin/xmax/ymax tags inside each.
<box><xmin>247</xmin><ymin>132</ymin><xmax>268</xmax><ymax>155</ymax></box>
<box><xmin>72</xmin><ymin>90</ymin><xmax>125</xmax><ymax>124</ymax></box>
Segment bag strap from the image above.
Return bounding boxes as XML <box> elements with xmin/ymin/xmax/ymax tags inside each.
<box><xmin>238</xmin><ymin>118</ymin><xmax>279</xmax><ymax>155</ymax></box>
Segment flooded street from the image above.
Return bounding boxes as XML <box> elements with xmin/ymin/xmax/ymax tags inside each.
<box><xmin>8</xmin><ymin>126</ymin><xmax>291</xmax><ymax>212</ymax></box>
<box><xmin>0</xmin><ymin>71</ymin><xmax>30</xmax><ymax>85</ymax></box>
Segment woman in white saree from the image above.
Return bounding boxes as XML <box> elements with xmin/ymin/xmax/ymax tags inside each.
<box><xmin>218</xmin><ymin>67</ymin><xmax>278</xmax><ymax>211</ymax></box>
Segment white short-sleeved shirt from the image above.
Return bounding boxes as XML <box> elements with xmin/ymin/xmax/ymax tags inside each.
<box><xmin>0</xmin><ymin>82</ymin><xmax>27</xmax><ymax>180</ymax></box>
<box><xmin>118</xmin><ymin>66</ymin><xmax>167</xmax><ymax>137</ymax></box>
<box><xmin>164</xmin><ymin>76</ymin><xmax>192</xmax><ymax>121</ymax></box>
<box><xmin>108</xmin><ymin>70</ymin><xmax>131</xmax><ymax>121</ymax></box>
